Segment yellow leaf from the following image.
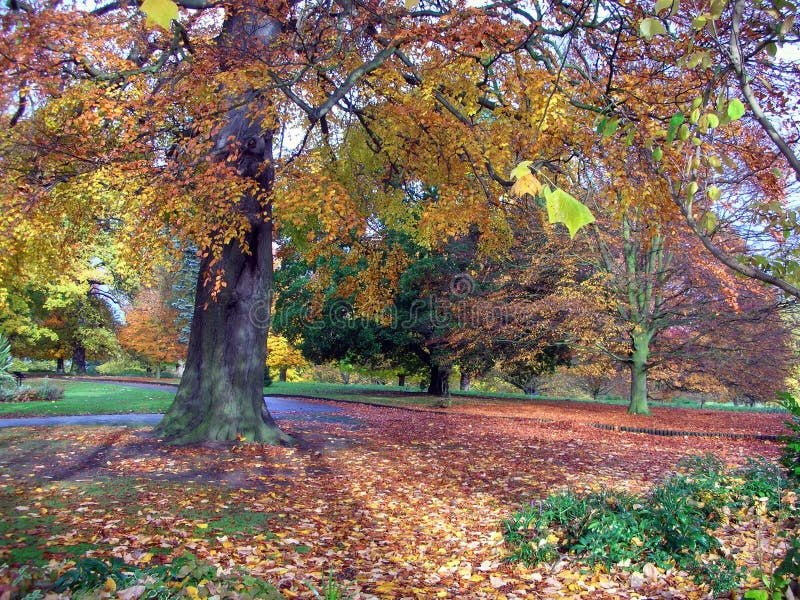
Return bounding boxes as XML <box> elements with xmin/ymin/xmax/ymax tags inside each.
<box><xmin>104</xmin><ymin>577</ymin><xmax>117</xmax><ymax>593</ymax></box>
<box><xmin>140</xmin><ymin>0</ymin><xmax>178</xmax><ymax>30</ymax></box>
<box><xmin>511</xmin><ymin>173</ymin><xmax>542</xmax><ymax>197</ymax></box>
<box><xmin>196</xmin><ymin>522</ymin><xmax>208</xmax><ymax>529</ymax></box>
<box><xmin>510</xmin><ymin>161</ymin><xmax>534</xmax><ymax>180</ymax></box>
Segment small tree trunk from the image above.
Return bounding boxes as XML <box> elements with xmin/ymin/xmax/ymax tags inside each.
<box><xmin>72</xmin><ymin>345</ymin><xmax>87</xmax><ymax>375</ymax></box>
<box><xmin>279</xmin><ymin>368</ymin><xmax>287</xmax><ymax>382</ymax></box>
<box><xmin>398</xmin><ymin>374</ymin><xmax>406</xmax><ymax>387</ymax></box>
<box><xmin>459</xmin><ymin>372</ymin><xmax>471</xmax><ymax>391</ymax></box>
<box><xmin>628</xmin><ymin>333</ymin><xmax>652</xmax><ymax>415</ymax></box>
<box><xmin>155</xmin><ymin>362</ymin><xmax>162</xmax><ymax>379</ymax></box>
<box><xmin>523</xmin><ymin>382</ymin><xmax>537</xmax><ymax>396</ymax></box>
<box><xmin>56</xmin><ymin>358</ymin><xmax>65</xmax><ymax>374</ymax></box>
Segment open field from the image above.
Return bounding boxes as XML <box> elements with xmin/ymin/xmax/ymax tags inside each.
<box><xmin>0</xmin><ymin>395</ymin><xmax>794</xmax><ymax>598</ymax></box>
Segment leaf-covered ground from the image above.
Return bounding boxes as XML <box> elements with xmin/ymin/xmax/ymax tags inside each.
<box><xmin>0</xmin><ymin>399</ymin><xmax>794</xmax><ymax>599</ymax></box>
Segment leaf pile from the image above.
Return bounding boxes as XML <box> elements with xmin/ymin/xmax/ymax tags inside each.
<box><xmin>0</xmin><ymin>400</ymin><xmax>794</xmax><ymax>598</ymax></box>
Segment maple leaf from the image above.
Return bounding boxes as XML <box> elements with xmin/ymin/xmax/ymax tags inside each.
<box><xmin>140</xmin><ymin>0</ymin><xmax>178</xmax><ymax>30</ymax></box>
<box><xmin>542</xmin><ymin>186</ymin><xmax>595</xmax><ymax>238</ymax></box>
<box><xmin>511</xmin><ymin>173</ymin><xmax>543</xmax><ymax>197</ymax></box>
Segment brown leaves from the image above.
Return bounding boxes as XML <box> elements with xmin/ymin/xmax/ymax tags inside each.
<box><xmin>0</xmin><ymin>401</ymin><xmax>788</xmax><ymax>599</ymax></box>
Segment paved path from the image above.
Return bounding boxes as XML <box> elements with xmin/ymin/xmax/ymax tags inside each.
<box><xmin>0</xmin><ymin>396</ymin><xmax>358</xmax><ymax>428</ymax></box>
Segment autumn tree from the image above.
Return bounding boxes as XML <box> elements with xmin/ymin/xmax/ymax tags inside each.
<box><xmin>266</xmin><ymin>334</ymin><xmax>308</xmax><ymax>382</ymax></box>
<box><xmin>119</xmin><ymin>287</ymin><xmax>187</xmax><ymax>378</ymax></box>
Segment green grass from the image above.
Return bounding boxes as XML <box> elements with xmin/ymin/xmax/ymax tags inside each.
<box><xmin>0</xmin><ymin>380</ymin><xmax>175</xmax><ymax>417</ymax></box>
<box><xmin>0</xmin><ymin>378</ymin><xmax>785</xmax><ymax>418</ymax></box>
<box><xmin>264</xmin><ymin>381</ymin><xmax>788</xmax><ymax>413</ymax></box>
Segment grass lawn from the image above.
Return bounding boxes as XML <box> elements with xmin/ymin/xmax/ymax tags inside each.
<box><xmin>0</xmin><ymin>380</ymin><xmax>175</xmax><ymax>417</ymax></box>
<box><xmin>265</xmin><ymin>380</ymin><xmax>787</xmax><ymax>413</ymax></box>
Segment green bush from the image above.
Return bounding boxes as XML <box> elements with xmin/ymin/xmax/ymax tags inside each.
<box><xmin>96</xmin><ymin>357</ymin><xmax>149</xmax><ymax>376</ymax></box>
<box><xmin>43</xmin><ymin>553</ymin><xmax>287</xmax><ymax>599</ymax></box>
<box><xmin>503</xmin><ymin>454</ymin><xmax>790</xmax><ymax>596</ymax></box>
<box><xmin>777</xmin><ymin>391</ymin><xmax>800</xmax><ymax>481</ymax></box>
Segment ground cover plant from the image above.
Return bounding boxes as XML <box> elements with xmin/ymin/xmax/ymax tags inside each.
<box><xmin>503</xmin><ymin>455</ymin><xmax>796</xmax><ymax>597</ymax></box>
<box><xmin>0</xmin><ymin>398</ymin><xmax>793</xmax><ymax>598</ymax></box>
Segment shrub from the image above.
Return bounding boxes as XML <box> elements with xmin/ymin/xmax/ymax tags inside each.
<box><xmin>503</xmin><ymin>454</ymin><xmax>790</xmax><ymax>595</ymax></box>
<box><xmin>0</xmin><ymin>380</ymin><xmax>64</xmax><ymax>403</ymax></box>
<box><xmin>96</xmin><ymin>357</ymin><xmax>148</xmax><ymax>376</ymax></box>
<box><xmin>46</xmin><ymin>553</ymin><xmax>286</xmax><ymax>599</ymax></box>
<box><xmin>777</xmin><ymin>391</ymin><xmax>800</xmax><ymax>481</ymax></box>
<box><xmin>34</xmin><ymin>378</ymin><xmax>64</xmax><ymax>402</ymax></box>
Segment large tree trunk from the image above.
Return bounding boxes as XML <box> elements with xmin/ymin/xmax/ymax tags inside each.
<box><xmin>628</xmin><ymin>332</ymin><xmax>652</xmax><ymax>415</ymax></box>
<box><xmin>398</xmin><ymin>374</ymin><xmax>406</xmax><ymax>387</ymax></box>
<box><xmin>72</xmin><ymin>345</ymin><xmax>87</xmax><ymax>374</ymax></box>
<box><xmin>56</xmin><ymin>358</ymin><xmax>65</xmax><ymax>374</ymax></box>
<box><xmin>279</xmin><ymin>368</ymin><xmax>287</xmax><ymax>382</ymax></box>
<box><xmin>155</xmin><ymin>109</ymin><xmax>289</xmax><ymax>444</ymax></box>
<box><xmin>155</xmin><ymin>220</ymin><xmax>288</xmax><ymax>444</ymax></box>
<box><xmin>428</xmin><ymin>363</ymin><xmax>451</xmax><ymax>397</ymax></box>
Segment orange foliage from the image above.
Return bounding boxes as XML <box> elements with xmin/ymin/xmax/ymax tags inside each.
<box><xmin>119</xmin><ymin>288</ymin><xmax>186</xmax><ymax>366</ymax></box>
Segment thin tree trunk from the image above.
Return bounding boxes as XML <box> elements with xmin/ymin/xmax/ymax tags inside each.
<box><xmin>628</xmin><ymin>333</ymin><xmax>652</xmax><ymax>415</ymax></box>
<box><xmin>56</xmin><ymin>358</ymin><xmax>64</xmax><ymax>374</ymax></box>
<box><xmin>279</xmin><ymin>368</ymin><xmax>287</xmax><ymax>382</ymax></box>
<box><xmin>459</xmin><ymin>372</ymin><xmax>471</xmax><ymax>391</ymax></box>
<box><xmin>398</xmin><ymin>374</ymin><xmax>406</xmax><ymax>387</ymax></box>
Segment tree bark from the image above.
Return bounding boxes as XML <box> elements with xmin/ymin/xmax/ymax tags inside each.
<box><xmin>155</xmin><ymin>219</ymin><xmax>288</xmax><ymax>444</ymax></box>
<box><xmin>155</xmin><ymin>112</ymin><xmax>289</xmax><ymax>444</ymax></box>
<box><xmin>279</xmin><ymin>368</ymin><xmax>287</xmax><ymax>382</ymax></box>
<box><xmin>628</xmin><ymin>332</ymin><xmax>652</xmax><ymax>415</ymax></box>
<box><xmin>428</xmin><ymin>363</ymin><xmax>451</xmax><ymax>396</ymax></box>
<box><xmin>56</xmin><ymin>358</ymin><xmax>64</xmax><ymax>374</ymax></box>
<box><xmin>398</xmin><ymin>374</ymin><xmax>406</xmax><ymax>387</ymax></box>
<box><xmin>459</xmin><ymin>371</ymin><xmax>471</xmax><ymax>391</ymax></box>
<box><xmin>72</xmin><ymin>345</ymin><xmax>87</xmax><ymax>374</ymax></box>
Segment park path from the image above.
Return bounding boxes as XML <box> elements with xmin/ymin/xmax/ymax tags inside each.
<box><xmin>0</xmin><ymin>390</ymin><xmax>358</xmax><ymax>428</ymax></box>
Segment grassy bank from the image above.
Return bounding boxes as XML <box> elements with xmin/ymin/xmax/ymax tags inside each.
<box><xmin>0</xmin><ymin>380</ymin><xmax>175</xmax><ymax>417</ymax></box>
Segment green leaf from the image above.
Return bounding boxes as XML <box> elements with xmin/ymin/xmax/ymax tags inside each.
<box><xmin>652</xmin><ymin>147</ymin><xmax>664</xmax><ymax>162</ymax></box>
<box><xmin>666</xmin><ymin>113</ymin><xmax>685</xmax><ymax>143</ymax></box>
<box><xmin>727</xmin><ymin>99</ymin><xmax>746</xmax><ymax>120</ymax></box>
<box><xmin>543</xmin><ymin>187</ymin><xmax>595</xmax><ymax>239</ymax></box>
<box><xmin>691</xmin><ymin>14</ymin><xmax>708</xmax><ymax>28</ymax></box>
<box><xmin>706</xmin><ymin>113</ymin><xmax>719</xmax><ymax>128</ymax></box>
<box><xmin>639</xmin><ymin>18</ymin><xmax>667</xmax><ymax>40</ymax></box>
<box><xmin>510</xmin><ymin>161</ymin><xmax>534</xmax><ymax>180</ymax></box>
<box><xmin>602</xmin><ymin>117</ymin><xmax>621</xmax><ymax>136</ymax></box>
<box><xmin>743</xmin><ymin>591</ymin><xmax>769</xmax><ymax>600</ymax></box>
<box><xmin>767</xmin><ymin>42</ymin><xmax>778</xmax><ymax>57</ymax></box>
<box><xmin>140</xmin><ymin>0</ymin><xmax>178</xmax><ymax>29</ymax></box>
<box><xmin>700</xmin><ymin>210</ymin><xmax>718</xmax><ymax>233</ymax></box>
<box><xmin>678</xmin><ymin>123</ymin><xmax>690</xmax><ymax>141</ymax></box>
<box><xmin>706</xmin><ymin>185</ymin><xmax>721</xmax><ymax>202</ymax></box>
<box><xmin>709</xmin><ymin>0</ymin><xmax>727</xmax><ymax>18</ymax></box>
<box><xmin>654</xmin><ymin>0</ymin><xmax>673</xmax><ymax>13</ymax></box>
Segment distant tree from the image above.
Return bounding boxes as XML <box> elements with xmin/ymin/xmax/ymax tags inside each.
<box><xmin>266</xmin><ymin>334</ymin><xmax>309</xmax><ymax>382</ymax></box>
<box><xmin>119</xmin><ymin>288</ymin><xmax>186</xmax><ymax>378</ymax></box>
